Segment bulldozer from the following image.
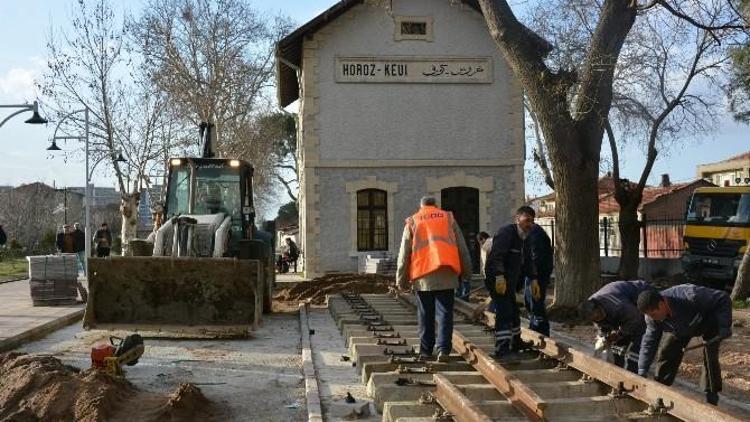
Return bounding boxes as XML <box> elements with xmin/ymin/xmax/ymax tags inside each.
<box><xmin>83</xmin><ymin>123</ymin><xmax>275</xmax><ymax>337</ymax></box>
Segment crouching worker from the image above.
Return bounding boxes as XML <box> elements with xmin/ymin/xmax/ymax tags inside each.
<box><xmin>578</xmin><ymin>280</ymin><xmax>651</xmax><ymax>373</ymax></box>
<box><xmin>637</xmin><ymin>285</ymin><xmax>732</xmax><ymax>405</ymax></box>
<box><xmin>396</xmin><ymin>196</ymin><xmax>473</xmax><ymax>362</ymax></box>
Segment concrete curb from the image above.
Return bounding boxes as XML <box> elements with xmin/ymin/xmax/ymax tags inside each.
<box><xmin>0</xmin><ymin>309</ymin><xmax>84</xmax><ymax>353</ymax></box>
<box><xmin>300</xmin><ymin>302</ymin><xmax>324</xmax><ymax>422</ymax></box>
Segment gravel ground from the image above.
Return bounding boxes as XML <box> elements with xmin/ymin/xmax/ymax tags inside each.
<box><xmin>14</xmin><ymin>312</ymin><xmax>306</xmax><ymax>421</ymax></box>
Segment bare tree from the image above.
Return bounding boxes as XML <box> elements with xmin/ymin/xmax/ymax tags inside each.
<box><xmin>478</xmin><ymin>0</ymin><xmax>747</xmax><ymax>309</ymax></box>
<box><xmin>40</xmin><ymin>0</ymin><xmax>181</xmax><ymax>254</ymax></box>
<box><xmin>130</xmin><ymin>0</ymin><xmax>293</xmax><ymax>200</ymax></box>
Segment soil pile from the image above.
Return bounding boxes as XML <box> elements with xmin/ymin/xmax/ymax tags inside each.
<box><xmin>275</xmin><ymin>273</ymin><xmax>395</xmax><ymax>304</ymax></box>
<box><xmin>0</xmin><ymin>353</ymin><xmax>215</xmax><ymax>422</ymax></box>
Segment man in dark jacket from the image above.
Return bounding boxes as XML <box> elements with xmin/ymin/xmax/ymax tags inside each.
<box><xmin>0</xmin><ymin>224</ymin><xmax>7</xmax><ymax>246</ymax></box>
<box><xmin>94</xmin><ymin>223</ymin><xmax>113</xmax><ymax>257</ymax></box>
<box><xmin>73</xmin><ymin>223</ymin><xmax>86</xmax><ymax>275</ymax></box>
<box><xmin>579</xmin><ymin>280</ymin><xmax>651</xmax><ymax>373</ymax></box>
<box><xmin>485</xmin><ymin>206</ymin><xmax>535</xmax><ymax>359</ymax></box>
<box><xmin>56</xmin><ymin>224</ymin><xmax>75</xmax><ymax>253</ymax></box>
<box><xmin>637</xmin><ymin>285</ymin><xmax>732</xmax><ymax>405</ymax></box>
<box><xmin>522</xmin><ymin>223</ymin><xmax>553</xmax><ymax>336</ymax></box>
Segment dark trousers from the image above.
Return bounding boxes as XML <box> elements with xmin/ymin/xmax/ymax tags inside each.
<box><xmin>523</xmin><ymin>276</ymin><xmax>550</xmax><ymax>337</ymax></box>
<box><xmin>415</xmin><ymin>289</ymin><xmax>454</xmax><ymax>357</ymax></box>
<box><xmin>611</xmin><ymin>334</ymin><xmax>641</xmax><ymax>373</ymax></box>
<box><xmin>486</xmin><ymin>276</ymin><xmax>521</xmax><ymax>356</ymax></box>
<box><xmin>96</xmin><ymin>246</ymin><xmax>110</xmax><ymax>257</ymax></box>
<box><xmin>653</xmin><ymin>326</ymin><xmax>722</xmax><ymax>396</ymax></box>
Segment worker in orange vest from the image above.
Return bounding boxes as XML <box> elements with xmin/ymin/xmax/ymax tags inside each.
<box><xmin>397</xmin><ymin>196</ymin><xmax>473</xmax><ymax>362</ymax></box>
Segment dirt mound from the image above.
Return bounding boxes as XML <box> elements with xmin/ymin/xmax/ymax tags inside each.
<box><xmin>0</xmin><ymin>353</ymin><xmax>216</xmax><ymax>422</ymax></box>
<box><xmin>275</xmin><ymin>273</ymin><xmax>395</xmax><ymax>304</ymax></box>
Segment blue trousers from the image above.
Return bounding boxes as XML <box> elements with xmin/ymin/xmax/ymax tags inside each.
<box><xmin>415</xmin><ymin>289</ymin><xmax>454</xmax><ymax>356</ymax></box>
<box><xmin>523</xmin><ymin>277</ymin><xmax>549</xmax><ymax>336</ymax></box>
<box><xmin>485</xmin><ymin>276</ymin><xmax>520</xmax><ymax>356</ymax></box>
<box><xmin>455</xmin><ymin>279</ymin><xmax>471</xmax><ymax>301</ymax></box>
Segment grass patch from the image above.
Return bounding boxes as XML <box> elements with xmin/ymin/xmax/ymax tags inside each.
<box><xmin>0</xmin><ymin>257</ymin><xmax>27</xmax><ymax>281</ymax></box>
<box><xmin>733</xmin><ymin>299</ymin><xmax>749</xmax><ymax>309</ymax></box>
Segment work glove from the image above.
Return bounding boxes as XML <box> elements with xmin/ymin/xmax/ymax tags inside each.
<box><xmin>594</xmin><ymin>335</ymin><xmax>608</xmax><ymax>353</ymax></box>
<box><xmin>494</xmin><ymin>274</ymin><xmax>507</xmax><ymax>295</ymax></box>
<box><xmin>530</xmin><ymin>279</ymin><xmax>541</xmax><ymax>301</ymax></box>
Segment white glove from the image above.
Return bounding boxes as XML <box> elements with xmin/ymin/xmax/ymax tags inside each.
<box><xmin>594</xmin><ymin>335</ymin><xmax>608</xmax><ymax>353</ymax></box>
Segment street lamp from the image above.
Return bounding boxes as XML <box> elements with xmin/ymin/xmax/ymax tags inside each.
<box><xmin>46</xmin><ymin>108</ymin><xmax>128</xmax><ymax>273</ymax></box>
<box><xmin>0</xmin><ymin>101</ymin><xmax>48</xmax><ymax>128</ymax></box>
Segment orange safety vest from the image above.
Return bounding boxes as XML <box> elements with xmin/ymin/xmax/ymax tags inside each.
<box><xmin>407</xmin><ymin>206</ymin><xmax>462</xmax><ymax>280</ymax></box>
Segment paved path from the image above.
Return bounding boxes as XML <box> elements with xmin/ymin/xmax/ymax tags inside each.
<box><xmin>0</xmin><ymin>279</ymin><xmax>85</xmax><ymax>353</ymax></box>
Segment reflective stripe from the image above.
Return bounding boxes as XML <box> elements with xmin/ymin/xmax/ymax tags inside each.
<box><xmin>412</xmin><ymin>235</ymin><xmax>457</xmax><ymax>254</ymax></box>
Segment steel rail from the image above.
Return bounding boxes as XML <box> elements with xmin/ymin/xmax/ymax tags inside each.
<box><xmin>448</xmin><ymin>296</ymin><xmax>747</xmax><ymax>422</ymax></box>
<box><xmin>433</xmin><ymin>374</ymin><xmax>494</xmax><ymax>422</ymax></box>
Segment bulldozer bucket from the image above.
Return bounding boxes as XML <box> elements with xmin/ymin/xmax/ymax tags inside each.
<box><xmin>83</xmin><ymin>257</ymin><xmax>263</xmax><ymax>338</ymax></box>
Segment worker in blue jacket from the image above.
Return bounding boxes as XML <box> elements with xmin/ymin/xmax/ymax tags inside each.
<box><xmin>485</xmin><ymin>206</ymin><xmax>534</xmax><ymax>359</ymax></box>
<box><xmin>522</xmin><ymin>223</ymin><xmax>553</xmax><ymax>336</ymax></box>
<box><xmin>637</xmin><ymin>285</ymin><xmax>732</xmax><ymax>405</ymax></box>
<box><xmin>578</xmin><ymin>280</ymin><xmax>651</xmax><ymax>373</ymax></box>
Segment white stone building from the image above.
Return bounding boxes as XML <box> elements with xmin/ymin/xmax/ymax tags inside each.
<box><xmin>276</xmin><ymin>0</ymin><xmax>525</xmax><ymax>278</ymax></box>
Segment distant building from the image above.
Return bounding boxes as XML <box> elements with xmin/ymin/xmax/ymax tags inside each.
<box><xmin>528</xmin><ymin>174</ymin><xmax>714</xmax><ymax>258</ymax></box>
<box><xmin>68</xmin><ymin>186</ymin><xmax>121</xmax><ymax>207</ymax></box>
<box><xmin>697</xmin><ymin>151</ymin><xmax>750</xmax><ymax>187</ymax></box>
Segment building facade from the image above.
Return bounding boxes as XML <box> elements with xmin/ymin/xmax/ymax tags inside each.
<box><xmin>697</xmin><ymin>151</ymin><xmax>750</xmax><ymax>187</ymax></box>
<box><xmin>277</xmin><ymin>0</ymin><xmax>525</xmax><ymax>277</ymax></box>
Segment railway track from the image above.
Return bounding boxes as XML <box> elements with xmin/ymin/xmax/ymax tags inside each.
<box><xmin>326</xmin><ymin>292</ymin><xmax>746</xmax><ymax>422</ymax></box>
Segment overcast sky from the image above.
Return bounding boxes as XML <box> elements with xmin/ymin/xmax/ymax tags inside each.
<box><xmin>0</xmin><ymin>0</ymin><xmax>747</xmax><ymax>201</ymax></box>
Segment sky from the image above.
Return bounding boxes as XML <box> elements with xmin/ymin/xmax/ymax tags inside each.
<box><xmin>0</xmin><ymin>0</ymin><xmax>748</xmax><ymax>201</ymax></box>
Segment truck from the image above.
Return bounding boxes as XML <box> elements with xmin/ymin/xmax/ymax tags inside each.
<box><xmin>83</xmin><ymin>123</ymin><xmax>274</xmax><ymax>337</ymax></box>
<box><xmin>682</xmin><ymin>186</ymin><xmax>750</xmax><ymax>289</ymax></box>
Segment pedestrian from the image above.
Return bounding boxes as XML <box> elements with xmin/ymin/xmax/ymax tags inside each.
<box><xmin>56</xmin><ymin>224</ymin><xmax>76</xmax><ymax>254</ymax></box>
<box><xmin>94</xmin><ymin>223</ymin><xmax>113</xmax><ymax>257</ymax></box>
<box><xmin>396</xmin><ymin>196</ymin><xmax>472</xmax><ymax>362</ymax></box>
<box><xmin>73</xmin><ymin>223</ymin><xmax>86</xmax><ymax>275</ymax></box>
<box><xmin>578</xmin><ymin>280</ymin><xmax>652</xmax><ymax>373</ymax></box>
<box><xmin>0</xmin><ymin>224</ymin><xmax>6</xmax><ymax>246</ymax></box>
<box><xmin>637</xmin><ymin>285</ymin><xmax>732</xmax><ymax>405</ymax></box>
<box><xmin>522</xmin><ymin>223</ymin><xmax>553</xmax><ymax>336</ymax></box>
<box><xmin>484</xmin><ymin>206</ymin><xmax>536</xmax><ymax>360</ymax></box>
<box><xmin>285</xmin><ymin>238</ymin><xmax>300</xmax><ymax>273</ymax></box>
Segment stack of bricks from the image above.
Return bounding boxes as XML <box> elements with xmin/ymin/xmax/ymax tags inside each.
<box><xmin>27</xmin><ymin>254</ymin><xmax>79</xmax><ymax>306</ymax></box>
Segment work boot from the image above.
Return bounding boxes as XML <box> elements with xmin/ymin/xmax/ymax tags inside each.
<box><xmin>706</xmin><ymin>391</ymin><xmax>719</xmax><ymax>405</ymax></box>
<box><xmin>436</xmin><ymin>351</ymin><xmax>450</xmax><ymax>363</ymax></box>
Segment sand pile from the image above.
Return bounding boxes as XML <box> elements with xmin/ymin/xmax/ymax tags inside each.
<box><xmin>275</xmin><ymin>273</ymin><xmax>395</xmax><ymax>304</ymax></box>
<box><xmin>0</xmin><ymin>353</ymin><xmax>215</xmax><ymax>422</ymax></box>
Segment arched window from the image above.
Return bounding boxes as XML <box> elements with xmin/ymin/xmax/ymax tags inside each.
<box><xmin>357</xmin><ymin>189</ymin><xmax>388</xmax><ymax>251</ymax></box>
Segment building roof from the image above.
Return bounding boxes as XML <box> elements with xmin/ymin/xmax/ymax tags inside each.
<box><xmin>718</xmin><ymin>150</ymin><xmax>750</xmax><ymax>164</ymax></box>
<box><xmin>275</xmin><ymin>0</ymin><xmax>483</xmax><ymax>107</ymax></box>
<box><xmin>598</xmin><ymin>179</ymin><xmax>713</xmax><ymax>214</ymax></box>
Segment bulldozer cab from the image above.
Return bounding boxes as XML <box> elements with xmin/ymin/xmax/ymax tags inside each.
<box><xmin>165</xmin><ymin>157</ymin><xmax>255</xmax><ymax>247</ymax></box>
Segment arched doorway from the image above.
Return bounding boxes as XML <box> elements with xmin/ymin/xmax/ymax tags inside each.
<box><xmin>441</xmin><ymin>187</ymin><xmax>480</xmax><ymax>273</ymax></box>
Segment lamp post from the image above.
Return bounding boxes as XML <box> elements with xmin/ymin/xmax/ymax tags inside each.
<box><xmin>47</xmin><ymin>108</ymin><xmax>92</xmax><ymax>272</ymax></box>
<box><xmin>0</xmin><ymin>101</ymin><xmax>48</xmax><ymax>128</ymax></box>
<box><xmin>47</xmin><ymin>108</ymin><xmax>127</xmax><ymax>272</ymax></box>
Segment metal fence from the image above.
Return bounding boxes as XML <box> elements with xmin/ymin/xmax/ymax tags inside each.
<box><xmin>537</xmin><ymin>217</ymin><xmax>686</xmax><ymax>258</ymax></box>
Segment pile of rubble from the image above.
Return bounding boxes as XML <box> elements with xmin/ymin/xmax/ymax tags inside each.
<box><xmin>274</xmin><ymin>273</ymin><xmax>395</xmax><ymax>305</ymax></box>
<box><xmin>0</xmin><ymin>353</ymin><xmax>216</xmax><ymax>422</ymax></box>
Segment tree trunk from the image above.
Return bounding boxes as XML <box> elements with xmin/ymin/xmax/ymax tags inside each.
<box><xmin>550</xmin><ymin>140</ymin><xmax>602</xmax><ymax>311</ymax></box>
<box><xmin>617</xmin><ymin>203</ymin><xmax>641</xmax><ymax>280</ymax></box>
<box><xmin>731</xmin><ymin>247</ymin><xmax>750</xmax><ymax>301</ymax></box>
<box><xmin>120</xmin><ymin>192</ymin><xmax>140</xmax><ymax>256</ymax></box>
